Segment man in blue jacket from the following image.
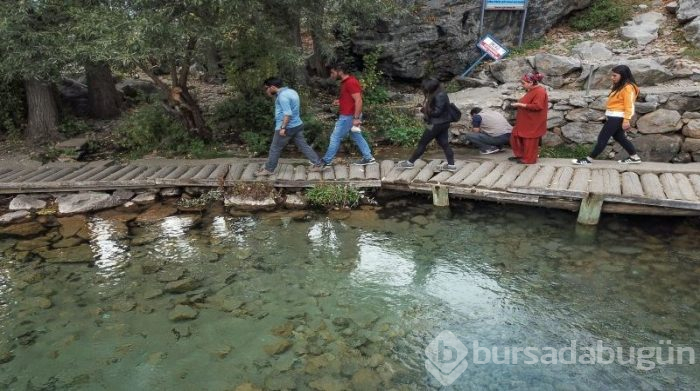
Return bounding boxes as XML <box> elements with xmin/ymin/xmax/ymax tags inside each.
<box><xmin>256</xmin><ymin>77</ymin><xmax>323</xmax><ymax>176</ymax></box>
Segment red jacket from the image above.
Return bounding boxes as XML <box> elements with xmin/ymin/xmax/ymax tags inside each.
<box><xmin>512</xmin><ymin>86</ymin><xmax>548</xmax><ymax>138</ymax></box>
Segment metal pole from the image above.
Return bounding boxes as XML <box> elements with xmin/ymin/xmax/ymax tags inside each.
<box><xmin>460</xmin><ymin>52</ymin><xmax>489</xmax><ymax>78</ymax></box>
<box><xmin>479</xmin><ymin>0</ymin><xmax>486</xmax><ymax>37</ymax></box>
<box><xmin>518</xmin><ymin>0</ymin><xmax>529</xmax><ymax>47</ymax></box>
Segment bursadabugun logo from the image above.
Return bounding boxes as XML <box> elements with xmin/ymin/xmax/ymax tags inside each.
<box><xmin>424</xmin><ymin>331</ymin><xmax>470</xmax><ymax>386</ymax></box>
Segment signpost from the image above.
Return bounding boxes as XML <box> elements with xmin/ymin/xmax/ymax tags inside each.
<box><xmin>479</xmin><ymin>0</ymin><xmax>529</xmax><ymax>46</ymax></box>
<box><xmin>460</xmin><ymin>34</ymin><xmax>509</xmax><ymax>78</ymax></box>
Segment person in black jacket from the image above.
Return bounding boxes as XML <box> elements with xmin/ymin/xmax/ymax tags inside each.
<box><xmin>396</xmin><ymin>79</ymin><xmax>456</xmax><ymax>171</ymax></box>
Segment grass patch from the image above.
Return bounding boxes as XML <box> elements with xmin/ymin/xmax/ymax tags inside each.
<box><xmin>306</xmin><ymin>184</ymin><xmax>360</xmax><ymax>209</ymax></box>
<box><xmin>682</xmin><ymin>47</ymin><xmax>700</xmax><ymax>60</ymax></box>
<box><xmin>510</xmin><ymin>37</ymin><xmax>548</xmax><ymax>56</ymax></box>
<box><xmin>568</xmin><ymin>0</ymin><xmax>634</xmax><ymax>31</ymax></box>
<box><xmin>540</xmin><ymin>143</ymin><xmax>592</xmax><ymax>158</ymax></box>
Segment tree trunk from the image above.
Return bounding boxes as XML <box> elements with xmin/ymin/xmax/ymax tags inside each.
<box><xmin>25</xmin><ymin>80</ymin><xmax>59</xmax><ymax>142</ymax></box>
<box><xmin>175</xmin><ymin>84</ymin><xmax>211</xmax><ymax>140</ymax></box>
<box><xmin>203</xmin><ymin>40</ymin><xmax>223</xmax><ymax>82</ymax></box>
<box><xmin>86</xmin><ymin>61</ymin><xmax>121</xmax><ymax>119</ymax></box>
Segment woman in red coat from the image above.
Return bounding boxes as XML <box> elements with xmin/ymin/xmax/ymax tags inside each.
<box><xmin>509</xmin><ymin>72</ymin><xmax>548</xmax><ymax>164</ymax></box>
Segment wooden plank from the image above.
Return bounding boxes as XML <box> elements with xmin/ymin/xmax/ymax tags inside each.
<box><xmin>568</xmin><ymin>168</ymin><xmax>591</xmax><ymax>193</ymax></box>
<box><xmin>621</xmin><ymin>172</ymin><xmax>644</xmax><ymax>197</ymax></box>
<box><xmin>690</xmin><ymin>174</ymin><xmax>700</xmax><ymax>198</ymax></box>
<box><xmin>640</xmin><ymin>173</ymin><xmax>665</xmax><ymax>199</ymax></box>
<box><xmin>577</xmin><ymin>193</ymin><xmax>604</xmax><ymax>225</ymax></box>
<box><xmin>432</xmin><ymin>161</ymin><xmax>473</xmax><ymax>184</ymax></box>
<box><xmin>675</xmin><ymin>173</ymin><xmax>699</xmax><ymax>201</ymax></box>
<box><xmin>16</xmin><ymin>167</ymin><xmax>62</xmax><ymax>183</ymax></box>
<box><xmin>208</xmin><ymin>164</ymin><xmax>229</xmax><ymax>180</ymax></box>
<box><xmin>334</xmin><ymin>165</ymin><xmax>349</xmax><ymax>180</ymax></box>
<box><xmin>1</xmin><ymin>168</ymin><xmax>41</xmax><ymax>182</ymax></box>
<box><xmin>478</xmin><ymin>162</ymin><xmax>511</xmax><ymax>188</ymax></box>
<box><xmin>150</xmin><ymin>166</ymin><xmax>177</xmax><ymax>179</ymax></box>
<box><xmin>510</xmin><ymin>164</ymin><xmax>541</xmax><ymax>188</ymax></box>
<box><xmin>323</xmin><ymin>164</ymin><xmax>336</xmax><ymax>181</ymax></box>
<box><xmin>179</xmin><ymin>165</ymin><xmax>204</xmax><ymax>180</ymax></box>
<box><xmin>528</xmin><ymin>166</ymin><xmax>556</xmax><ymax>188</ymax></box>
<box><xmin>226</xmin><ymin>163</ymin><xmax>246</xmax><ymax>181</ymax></box>
<box><xmin>461</xmin><ymin>161</ymin><xmax>496</xmax><ymax>187</ymax></box>
<box><xmin>41</xmin><ymin>167</ymin><xmax>80</xmax><ymax>182</ymax></box>
<box><xmin>549</xmin><ymin>167</ymin><xmax>574</xmax><ymax>190</ymax></box>
<box><xmin>306</xmin><ymin>167</ymin><xmax>322</xmax><ymax>181</ymax></box>
<box><xmin>133</xmin><ymin>166</ymin><xmax>161</xmax><ymax>180</ymax></box>
<box><xmin>102</xmin><ymin>165</ymin><xmax>140</xmax><ymax>181</ymax></box>
<box><xmin>0</xmin><ymin>168</ymin><xmax>14</xmax><ymax>178</ymax></box>
<box><xmin>117</xmin><ymin>166</ymin><xmax>148</xmax><ymax>181</ymax></box>
<box><xmin>491</xmin><ymin>164</ymin><xmax>525</xmax><ymax>190</ymax></box>
<box><xmin>380</xmin><ymin>160</ymin><xmax>395</xmax><ymax>179</ymax></box>
<box><xmin>240</xmin><ymin>163</ymin><xmax>260</xmax><ymax>181</ymax></box>
<box><xmin>603</xmin><ymin>169</ymin><xmax>621</xmax><ymax>195</ymax></box>
<box><xmin>659</xmin><ymin>173</ymin><xmax>683</xmax><ymax>200</ymax></box>
<box><xmin>57</xmin><ymin>165</ymin><xmax>103</xmax><ymax>182</ymax></box>
<box><xmin>278</xmin><ymin>164</ymin><xmax>295</xmax><ymax>181</ymax></box>
<box><xmin>164</xmin><ymin>166</ymin><xmax>190</xmax><ymax>180</ymax></box>
<box><xmin>395</xmin><ymin>160</ymin><xmax>427</xmax><ymax>183</ymax></box>
<box><xmin>81</xmin><ymin>165</ymin><xmax>123</xmax><ymax>181</ymax></box>
<box><xmin>0</xmin><ymin>168</ymin><xmax>28</xmax><ymax>181</ymax></box>
<box><xmin>413</xmin><ymin>160</ymin><xmax>441</xmax><ymax>183</ymax></box>
<box><xmin>192</xmin><ymin>164</ymin><xmax>217</xmax><ymax>180</ymax></box>
<box><xmin>365</xmin><ymin>163</ymin><xmax>380</xmax><ymax>180</ymax></box>
<box><xmin>589</xmin><ymin>170</ymin><xmax>604</xmax><ymax>194</ymax></box>
<box><xmin>293</xmin><ymin>165</ymin><xmax>306</xmax><ymax>181</ymax></box>
<box><xmin>349</xmin><ymin>164</ymin><xmax>365</xmax><ymax>180</ymax></box>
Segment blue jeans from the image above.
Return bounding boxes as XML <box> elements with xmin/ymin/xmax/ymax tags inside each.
<box><xmin>322</xmin><ymin>115</ymin><xmax>373</xmax><ymax>164</ymax></box>
<box><xmin>265</xmin><ymin>124</ymin><xmax>321</xmax><ymax>171</ymax></box>
<box><xmin>463</xmin><ymin>131</ymin><xmax>511</xmax><ymax>151</ymax></box>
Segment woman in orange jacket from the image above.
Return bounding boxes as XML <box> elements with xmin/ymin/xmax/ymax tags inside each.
<box><xmin>573</xmin><ymin>65</ymin><xmax>642</xmax><ymax>165</ymax></box>
<box><xmin>509</xmin><ymin>71</ymin><xmax>548</xmax><ymax>164</ymax></box>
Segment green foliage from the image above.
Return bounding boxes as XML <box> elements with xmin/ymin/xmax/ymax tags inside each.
<box><xmin>510</xmin><ymin>37</ymin><xmax>547</xmax><ymax>56</ymax></box>
<box><xmin>306</xmin><ymin>184</ymin><xmax>360</xmax><ymax>209</ymax></box>
<box><xmin>212</xmin><ymin>95</ymin><xmax>273</xmax><ymax>140</ymax></box>
<box><xmin>360</xmin><ymin>50</ymin><xmax>389</xmax><ymax>105</ymax></box>
<box><xmin>58</xmin><ymin>117</ymin><xmax>92</xmax><ymax>138</ymax></box>
<box><xmin>539</xmin><ymin>143</ymin><xmax>592</xmax><ymax>158</ymax></box>
<box><xmin>115</xmin><ymin>103</ymin><xmax>206</xmax><ymax>158</ymax></box>
<box><xmin>444</xmin><ymin>80</ymin><xmax>463</xmax><ymax>94</ymax></box>
<box><xmin>0</xmin><ymin>80</ymin><xmax>24</xmax><ymax>137</ymax></box>
<box><xmin>683</xmin><ymin>47</ymin><xmax>700</xmax><ymax>60</ymax></box>
<box><xmin>240</xmin><ymin>131</ymin><xmax>271</xmax><ymax>156</ymax></box>
<box><xmin>368</xmin><ymin>107</ymin><xmax>424</xmax><ymax>147</ymax></box>
<box><xmin>569</xmin><ymin>0</ymin><xmax>633</xmax><ymax>31</ymax></box>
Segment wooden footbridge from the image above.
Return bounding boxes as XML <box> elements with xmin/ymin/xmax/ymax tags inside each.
<box><xmin>2</xmin><ymin>157</ymin><xmax>700</xmax><ymax>224</ymax></box>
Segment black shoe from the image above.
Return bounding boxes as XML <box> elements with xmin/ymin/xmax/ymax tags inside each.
<box><xmin>352</xmin><ymin>157</ymin><xmax>376</xmax><ymax>166</ymax></box>
<box><xmin>507</xmin><ymin>156</ymin><xmax>520</xmax><ymax>162</ymax></box>
<box><xmin>572</xmin><ymin>157</ymin><xmax>591</xmax><ymax>166</ymax></box>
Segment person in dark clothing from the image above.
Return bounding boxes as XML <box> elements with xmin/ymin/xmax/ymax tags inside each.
<box><xmin>396</xmin><ymin>79</ymin><xmax>456</xmax><ymax>172</ymax></box>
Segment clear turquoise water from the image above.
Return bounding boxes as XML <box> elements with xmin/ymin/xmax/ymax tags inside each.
<box><xmin>0</xmin><ymin>202</ymin><xmax>698</xmax><ymax>390</ymax></box>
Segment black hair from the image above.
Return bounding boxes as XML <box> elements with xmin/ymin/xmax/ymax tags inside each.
<box><xmin>421</xmin><ymin>78</ymin><xmax>443</xmax><ymax>116</ymax></box>
<box><xmin>329</xmin><ymin>62</ymin><xmax>349</xmax><ymax>73</ymax></box>
<box><xmin>609</xmin><ymin>65</ymin><xmax>638</xmax><ymax>96</ymax></box>
<box><xmin>470</xmin><ymin>107</ymin><xmax>482</xmax><ymax>116</ymax></box>
<box><xmin>263</xmin><ymin>77</ymin><xmax>283</xmax><ymax>88</ymax></box>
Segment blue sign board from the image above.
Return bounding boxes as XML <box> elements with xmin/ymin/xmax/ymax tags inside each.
<box><xmin>485</xmin><ymin>0</ymin><xmax>526</xmax><ymax>10</ymax></box>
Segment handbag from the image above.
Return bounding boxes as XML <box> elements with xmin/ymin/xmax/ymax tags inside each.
<box><xmin>448</xmin><ymin>103</ymin><xmax>462</xmax><ymax>122</ymax></box>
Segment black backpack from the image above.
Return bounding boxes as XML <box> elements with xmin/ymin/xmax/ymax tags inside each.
<box><xmin>448</xmin><ymin>103</ymin><xmax>462</xmax><ymax>122</ymax></box>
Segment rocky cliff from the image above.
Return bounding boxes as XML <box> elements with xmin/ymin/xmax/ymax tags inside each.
<box><xmin>352</xmin><ymin>0</ymin><xmax>593</xmax><ymax>80</ymax></box>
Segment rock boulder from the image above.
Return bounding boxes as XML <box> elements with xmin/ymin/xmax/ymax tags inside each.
<box><xmin>636</xmin><ymin>109</ymin><xmax>683</xmax><ymax>134</ymax></box>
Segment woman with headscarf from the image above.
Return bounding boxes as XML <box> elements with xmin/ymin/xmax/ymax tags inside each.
<box><xmin>396</xmin><ymin>78</ymin><xmax>456</xmax><ymax>172</ymax></box>
<box><xmin>572</xmin><ymin>65</ymin><xmax>641</xmax><ymax>165</ymax></box>
<box><xmin>509</xmin><ymin>71</ymin><xmax>548</xmax><ymax>164</ymax></box>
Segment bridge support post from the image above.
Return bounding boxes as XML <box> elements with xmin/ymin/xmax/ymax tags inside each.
<box><xmin>577</xmin><ymin>193</ymin><xmax>604</xmax><ymax>225</ymax></box>
<box><xmin>432</xmin><ymin>185</ymin><xmax>449</xmax><ymax>207</ymax></box>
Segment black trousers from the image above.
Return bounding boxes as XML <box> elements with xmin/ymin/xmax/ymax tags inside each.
<box><xmin>590</xmin><ymin>116</ymin><xmax>637</xmax><ymax>158</ymax></box>
<box><xmin>409</xmin><ymin>122</ymin><xmax>454</xmax><ymax>165</ymax></box>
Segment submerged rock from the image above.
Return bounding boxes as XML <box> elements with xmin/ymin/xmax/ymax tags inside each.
<box><xmin>0</xmin><ymin>222</ymin><xmax>48</xmax><ymax>238</ymax></box>
<box><xmin>168</xmin><ymin>305</ymin><xmax>198</xmax><ymax>321</ymax></box>
<box><xmin>135</xmin><ymin>204</ymin><xmax>178</xmax><ymax>223</ymax></box>
<box><xmin>57</xmin><ymin>216</ymin><xmax>89</xmax><ymax>239</ymax></box>
<box><xmin>263</xmin><ymin>339</ymin><xmax>292</xmax><ymax>356</ymax></box>
<box><xmin>37</xmin><ymin>244</ymin><xmax>94</xmax><ymax>263</ymax></box>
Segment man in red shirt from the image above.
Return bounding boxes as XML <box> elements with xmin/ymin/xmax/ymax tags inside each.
<box><xmin>320</xmin><ymin>63</ymin><xmax>376</xmax><ymax>166</ymax></box>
